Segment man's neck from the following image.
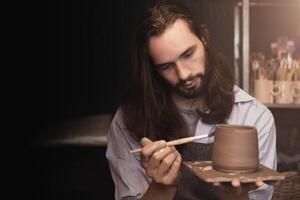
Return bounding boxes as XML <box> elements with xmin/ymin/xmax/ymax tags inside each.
<box><xmin>172</xmin><ymin>92</ymin><xmax>205</xmax><ymax>111</ymax></box>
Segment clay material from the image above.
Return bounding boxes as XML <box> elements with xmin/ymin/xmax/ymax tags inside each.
<box><xmin>212</xmin><ymin>124</ymin><xmax>259</xmax><ymax>173</ymax></box>
<box><xmin>184</xmin><ymin>161</ymin><xmax>285</xmax><ymax>183</ymax></box>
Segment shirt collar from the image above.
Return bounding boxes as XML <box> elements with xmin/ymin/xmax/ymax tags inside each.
<box><xmin>233</xmin><ymin>85</ymin><xmax>255</xmax><ymax>103</ymax></box>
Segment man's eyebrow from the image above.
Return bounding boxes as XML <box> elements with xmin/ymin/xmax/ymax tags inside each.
<box><xmin>180</xmin><ymin>45</ymin><xmax>196</xmax><ymax>58</ymax></box>
<box><xmin>154</xmin><ymin>45</ymin><xmax>197</xmax><ymax>68</ymax></box>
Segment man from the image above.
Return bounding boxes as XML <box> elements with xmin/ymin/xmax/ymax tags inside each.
<box><xmin>106</xmin><ymin>1</ymin><xmax>277</xmax><ymax>199</ymax></box>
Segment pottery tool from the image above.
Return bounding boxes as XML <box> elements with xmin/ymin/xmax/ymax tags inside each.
<box><xmin>293</xmin><ymin>60</ymin><xmax>299</xmax><ymax>81</ymax></box>
<box><xmin>275</xmin><ymin>62</ymin><xmax>282</xmax><ymax>81</ymax></box>
<box><xmin>266</xmin><ymin>59</ymin><xmax>279</xmax><ymax>80</ymax></box>
<box><xmin>130</xmin><ymin>132</ymin><xmax>214</xmax><ymax>153</ymax></box>
<box><xmin>251</xmin><ymin>60</ymin><xmax>260</xmax><ymax>80</ymax></box>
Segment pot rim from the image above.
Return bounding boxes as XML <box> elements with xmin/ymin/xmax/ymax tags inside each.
<box><xmin>216</xmin><ymin>124</ymin><xmax>255</xmax><ymax>130</ymax></box>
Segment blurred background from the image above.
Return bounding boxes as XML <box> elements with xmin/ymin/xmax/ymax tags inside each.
<box><xmin>31</xmin><ymin>0</ymin><xmax>300</xmax><ymax>199</ymax></box>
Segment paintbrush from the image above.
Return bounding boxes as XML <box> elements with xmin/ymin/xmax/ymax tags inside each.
<box><xmin>129</xmin><ymin>132</ymin><xmax>215</xmax><ymax>153</ymax></box>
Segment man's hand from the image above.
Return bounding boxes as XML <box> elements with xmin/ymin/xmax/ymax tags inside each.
<box><xmin>140</xmin><ymin>137</ymin><xmax>182</xmax><ymax>187</ymax></box>
<box><xmin>213</xmin><ymin>178</ymin><xmax>264</xmax><ymax>200</ymax></box>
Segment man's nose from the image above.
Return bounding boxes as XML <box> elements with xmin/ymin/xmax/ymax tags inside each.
<box><xmin>176</xmin><ymin>61</ymin><xmax>190</xmax><ymax>81</ymax></box>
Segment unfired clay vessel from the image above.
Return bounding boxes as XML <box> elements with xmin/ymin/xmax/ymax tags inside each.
<box><xmin>212</xmin><ymin>124</ymin><xmax>259</xmax><ymax>173</ymax></box>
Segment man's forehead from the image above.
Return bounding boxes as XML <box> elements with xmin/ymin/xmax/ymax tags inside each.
<box><xmin>148</xmin><ymin>19</ymin><xmax>201</xmax><ymax>64</ymax></box>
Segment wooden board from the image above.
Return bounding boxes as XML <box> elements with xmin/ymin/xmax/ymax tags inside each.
<box><xmin>183</xmin><ymin>161</ymin><xmax>285</xmax><ymax>183</ymax></box>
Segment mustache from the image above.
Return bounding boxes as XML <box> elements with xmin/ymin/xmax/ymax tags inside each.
<box><xmin>178</xmin><ymin>73</ymin><xmax>204</xmax><ymax>85</ymax></box>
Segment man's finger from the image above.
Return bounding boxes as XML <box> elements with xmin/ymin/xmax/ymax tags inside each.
<box><xmin>214</xmin><ymin>182</ymin><xmax>231</xmax><ymax>191</ymax></box>
<box><xmin>231</xmin><ymin>179</ymin><xmax>242</xmax><ymax>195</ymax></box>
<box><xmin>213</xmin><ymin>182</ymin><xmax>220</xmax><ymax>186</ymax></box>
<box><xmin>256</xmin><ymin>178</ymin><xmax>264</xmax><ymax>187</ymax></box>
<box><xmin>141</xmin><ymin>139</ymin><xmax>166</xmax><ymax>157</ymax></box>
<box><xmin>141</xmin><ymin>137</ymin><xmax>152</xmax><ymax>145</ymax></box>
<box><xmin>163</xmin><ymin>152</ymin><xmax>182</xmax><ymax>185</ymax></box>
<box><xmin>157</xmin><ymin>151</ymin><xmax>178</xmax><ymax>176</ymax></box>
<box><xmin>231</xmin><ymin>179</ymin><xmax>240</xmax><ymax>187</ymax></box>
<box><xmin>150</xmin><ymin>146</ymin><xmax>174</xmax><ymax>168</ymax></box>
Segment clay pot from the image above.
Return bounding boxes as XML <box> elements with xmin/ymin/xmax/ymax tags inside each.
<box><xmin>212</xmin><ymin>124</ymin><xmax>259</xmax><ymax>173</ymax></box>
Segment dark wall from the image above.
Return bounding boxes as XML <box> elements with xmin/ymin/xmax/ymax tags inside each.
<box><xmin>31</xmin><ymin>0</ymin><xmax>236</xmax><ymax>142</ymax></box>
<box><xmin>32</xmin><ymin>0</ymin><xmax>145</xmax><ymax>141</ymax></box>
<box><xmin>32</xmin><ymin>0</ymin><xmax>300</xmax><ymax>141</ymax></box>
<box><xmin>250</xmin><ymin>4</ymin><xmax>300</xmax><ymax>57</ymax></box>
<box><xmin>30</xmin><ymin>146</ymin><xmax>115</xmax><ymax>200</ymax></box>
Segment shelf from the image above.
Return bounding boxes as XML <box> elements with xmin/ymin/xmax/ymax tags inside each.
<box><xmin>234</xmin><ymin>0</ymin><xmax>300</xmax><ymax>93</ymax></box>
<box><xmin>265</xmin><ymin>103</ymin><xmax>300</xmax><ymax>109</ymax></box>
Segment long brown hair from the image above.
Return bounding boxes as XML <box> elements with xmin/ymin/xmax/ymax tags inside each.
<box><xmin>121</xmin><ymin>0</ymin><xmax>234</xmax><ymax>141</ymax></box>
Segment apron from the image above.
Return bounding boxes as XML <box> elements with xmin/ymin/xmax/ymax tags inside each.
<box><xmin>175</xmin><ymin>142</ymin><xmax>219</xmax><ymax>200</ymax></box>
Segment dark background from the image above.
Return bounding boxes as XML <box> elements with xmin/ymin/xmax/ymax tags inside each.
<box><xmin>31</xmin><ymin>0</ymin><xmax>299</xmax><ymax>199</ymax></box>
<box><xmin>31</xmin><ymin>0</ymin><xmax>238</xmax><ymax>142</ymax></box>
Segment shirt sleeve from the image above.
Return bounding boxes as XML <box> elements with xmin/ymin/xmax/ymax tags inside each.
<box><xmin>228</xmin><ymin>98</ymin><xmax>277</xmax><ymax>200</ymax></box>
<box><xmin>105</xmin><ymin>109</ymin><xmax>151</xmax><ymax>200</ymax></box>
<box><xmin>247</xmin><ymin>101</ymin><xmax>277</xmax><ymax>200</ymax></box>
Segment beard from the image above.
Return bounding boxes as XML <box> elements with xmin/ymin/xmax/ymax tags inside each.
<box><xmin>173</xmin><ymin>73</ymin><xmax>207</xmax><ymax>99</ymax></box>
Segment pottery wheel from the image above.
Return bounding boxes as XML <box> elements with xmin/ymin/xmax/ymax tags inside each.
<box><xmin>183</xmin><ymin>161</ymin><xmax>285</xmax><ymax>183</ymax></box>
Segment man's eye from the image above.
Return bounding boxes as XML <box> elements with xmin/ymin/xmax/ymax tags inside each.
<box><xmin>157</xmin><ymin>63</ymin><xmax>174</xmax><ymax>70</ymax></box>
<box><xmin>183</xmin><ymin>51</ymin><xmax>193</xmax><ymax>59</ymax></box>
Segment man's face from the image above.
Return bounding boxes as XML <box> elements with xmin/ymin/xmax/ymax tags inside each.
<box><xmin>148</xmin><ymin>19</ymin><xmax>206</xmax><ymax>98</ymax></box>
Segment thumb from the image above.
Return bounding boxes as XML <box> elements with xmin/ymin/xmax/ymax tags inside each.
<box><xmin>141</xmin><ymin>137</ymin><xmax>152</xmax><ymax>146</ymax></box>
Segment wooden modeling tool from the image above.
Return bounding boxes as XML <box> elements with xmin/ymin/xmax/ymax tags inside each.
<box><xmin>130</xmin><ymin>132</ymin><xmax>214</xmax><ymax>153</ymax></box>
